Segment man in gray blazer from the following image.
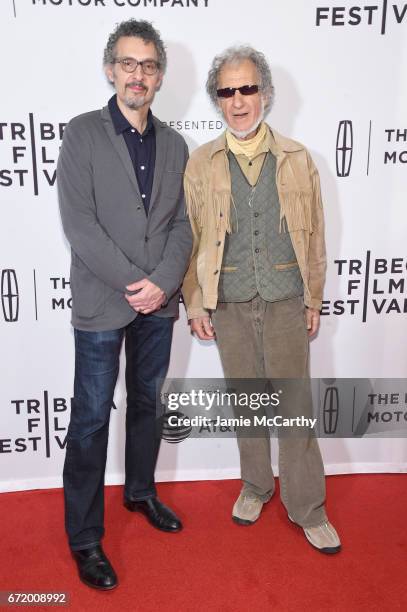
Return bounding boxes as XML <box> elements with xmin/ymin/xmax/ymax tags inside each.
<box><xmin>57</xmin><ymin>19</ymin><xmax>192</xmax><ymax>591</ymax></box>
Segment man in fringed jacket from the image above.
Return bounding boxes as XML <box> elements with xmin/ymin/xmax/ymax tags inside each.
<box><xmin>182</xmin><ymin>46</ymin><xmax>341</xmax><ymax>555</ymax></box>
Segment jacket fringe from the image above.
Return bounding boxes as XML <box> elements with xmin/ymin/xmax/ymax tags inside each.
<box><xmin>213</xmin><ymin>191</ymin><xmax>232</xmax><ymax>233</ymax></box>
<box><xmin>184</xmin><ymin>175</ymin><xmax>204</xmax><ymax>228</ymax></box>
<box><xmin>279</xmin><ymin>190</ymin><xmax>313</xmax><ymax>233</ymax></box>
<box><xmin>311</xmin><ymin>169</ymin><xmax>323</xmax><ymax>211</ymax></box>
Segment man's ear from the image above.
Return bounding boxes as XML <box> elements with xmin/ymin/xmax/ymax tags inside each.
<box><xmin>104</xmin><ymin>64</ymin><xmax>114</xmax><ymax>84</ymax></box>
<box><xmin>262</xmin><ymin>87</ymin><xmax>273</xmax><ymax>112</ymax></box>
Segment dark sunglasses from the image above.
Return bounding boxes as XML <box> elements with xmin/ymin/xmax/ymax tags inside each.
<box><xmin>216</xmin><ymin>84</ymin><xmax>259</xmax><ymax>98</ymax></box>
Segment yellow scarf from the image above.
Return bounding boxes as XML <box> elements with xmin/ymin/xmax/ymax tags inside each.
<box><xmin>226</xmin><ymin>122</ymin><xmax>268</xmax><ymax>160</ymax></box>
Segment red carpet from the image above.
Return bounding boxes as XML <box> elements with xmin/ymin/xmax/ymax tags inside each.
<box><xmin>0</xmin><ymin>475</ymin><xmax>406</xmax><ymax>611</ymax></box>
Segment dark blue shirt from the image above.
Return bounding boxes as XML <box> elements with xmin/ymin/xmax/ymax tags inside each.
<box><xmin>108</xmin><ymin>94</ymin><xmax>155</xmax><ymax>214</ymax></box>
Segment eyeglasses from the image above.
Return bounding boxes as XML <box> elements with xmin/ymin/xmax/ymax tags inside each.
<box><xmin>216</xmin><ymin>84</ymin><xmax>259</xmax><ymax>98</ymax></box>
<box><xmin>113</xmin><ymin>57</ymin><xmax>161</xmax><ymax>75</ymax></box>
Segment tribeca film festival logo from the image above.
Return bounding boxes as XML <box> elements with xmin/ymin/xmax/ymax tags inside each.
<box><xmin>0</xmin><ymin>392</ymin><xmax>71</xmax><ymax>457</ymax></box>
<box><xmin>335</xmin><ymin>120</ymin><xmax>407</xmax><ymax>177</ymax></box>
<box><xmin>0</xmin><ymin>116</ymin><xmax>65</xmax><ymax>195</ymax></box>
<box><xmin>9</xmin><ymin>0</ymin><xmax>209</xmax><ymax>16</ymax></box>
<box><xmin>0</xmin><ymin>393</ymin><xmax>118</xmax><ymax>457</ymax></box>
<box><xmin>321</xmin><ymin>253</ymin><xmax>407</xmax><ymax>321</ymax></box>
<box><xmin>0</xmin><ymin>116</ymin><xmax>221</xmax><ymax>187</ymax></box>
<box><xmin>315</xmin><ymin>1</ymin><xmax>407</xmax><ymax>33</ymax></box>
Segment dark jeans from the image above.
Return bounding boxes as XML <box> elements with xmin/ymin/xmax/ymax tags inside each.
<box><xmin>63</xmin><ymin>314</ymin><xmax>174</xmax><ymax>550</ymax></box>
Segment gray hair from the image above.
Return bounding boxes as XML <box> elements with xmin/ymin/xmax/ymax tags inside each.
<box><xmin>206</xmin><ymin>45</ymin><xmax>274</xmax><ymax>110</ymax></box>
<box><xmin>103</xmin><ymin>19</ymin><xmax>167</xmax><ymax>73</ymax></box>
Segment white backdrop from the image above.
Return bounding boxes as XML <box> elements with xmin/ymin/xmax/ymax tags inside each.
<box><xmin>1</xmin><ymin>0</ymin><xmax>406</xmax><ymax>492</ymax></box>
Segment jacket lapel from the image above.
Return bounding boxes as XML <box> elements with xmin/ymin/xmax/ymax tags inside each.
<box><xmin>149</xmin><ymin>117</ymin><xmax>169</xmax><ymax>214</ymax></box>
<box><xmin>100</xmin><ymin>106</ymin><xmax>142</xmax><ymax>199</ymax></box>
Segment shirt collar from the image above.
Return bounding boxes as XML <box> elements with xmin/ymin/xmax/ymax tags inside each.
<box><xmin>108</xmin><ymin>95</ymin><xmax>154</xmax><ymax>136</ymax></box>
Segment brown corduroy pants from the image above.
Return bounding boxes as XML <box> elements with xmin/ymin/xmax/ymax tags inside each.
<box><xmin>211</xmin><ymin>295</ymin><xmax>327</xmax><ymax>528</ymax></box>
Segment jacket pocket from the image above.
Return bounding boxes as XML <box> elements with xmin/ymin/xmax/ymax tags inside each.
<box><xmin>274</xmin><ymin>261</ymin><xmax>299</xmax><ymax>271</ymax></box>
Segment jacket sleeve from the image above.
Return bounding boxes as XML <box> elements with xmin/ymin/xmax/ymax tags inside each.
<box><xmin>181</xmin><ymin>164</ymin><xmax>210</xmax><ymax>319</ymax></box>
<box><xmin>148</xmin><ymin>141</ymin><xmax>193</xmax><ymax>299</ymax></box>
<box><xmin>306</xmin><ymin>152</ymin><xmax>327</xmax><ymax>310</ymax></box>
<box><xmin>57</xmin><ymin>118</ymin><xmax>146</xmax><ymax>292</ymax></box>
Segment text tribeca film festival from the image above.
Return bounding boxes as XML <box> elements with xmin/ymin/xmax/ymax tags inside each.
<box><xmin>2</xmin><ymin>380</ymin><xmax>407</xmax><ymax>457</ymax></box>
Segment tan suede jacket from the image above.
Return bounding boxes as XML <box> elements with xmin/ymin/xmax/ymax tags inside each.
<box><xmin>182</xmin><ymin>126</ymin><xmax>327</xmax><ymax>319</ymax></box>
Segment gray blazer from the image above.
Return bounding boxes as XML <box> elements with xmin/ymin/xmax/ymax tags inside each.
<box><xmin>57</xmin><ymin>105</ymin><xmax>192</xmax><ymax>331</ymax></box>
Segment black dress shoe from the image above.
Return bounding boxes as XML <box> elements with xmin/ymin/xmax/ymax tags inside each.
<box><xmin>72</xmin><ymin>545</ymin><xmax>118</xmax><ymax>590</ymax></box>
<box><xmin>124</xmin><ymin>497</ymin><xmax>183</xmax><ymax>532</ymax></box>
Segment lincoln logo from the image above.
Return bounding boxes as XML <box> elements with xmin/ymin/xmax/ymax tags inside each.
<box><xmin>1</xmin><ymin>269</ymin><xmax>19</xmax><ymax>322</ymax></box>
<box><xmin>336</xmin><ymin>120</ymin><xmax>353</xmax><ymax>177</ymax></box>
<box><xmin>323</xmin><ymin>387</ymin><xmax>339</xmax><ymax>435</ymax></box>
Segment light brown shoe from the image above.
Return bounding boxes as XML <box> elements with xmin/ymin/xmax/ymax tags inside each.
<box><xmin>303</xmin><ymin>521</ymin><xmax>341</xmax><ymax>554</ymax></box>
<box><xmin>232</xmin><ymin>493</ymin><xmax>265</xmax><ymax>525</ymax></box>
<box><xmin>289</xmin><ymin>516</ymin><xmax>341</xmax><ymax>554</ymax></box>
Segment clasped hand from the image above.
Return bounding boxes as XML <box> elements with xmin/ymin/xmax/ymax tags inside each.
<box><xmin>125</xmin><ymin>279</ymin><xmax>166</xmax><ymax>314</ymax></box>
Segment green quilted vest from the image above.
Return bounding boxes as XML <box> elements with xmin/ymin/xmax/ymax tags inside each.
<box><xmin>217</xmin><ymin>152</ymin><xmax>303</xmax><ymax>303</ymax></box>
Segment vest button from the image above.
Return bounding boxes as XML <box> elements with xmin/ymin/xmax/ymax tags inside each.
<box><xmin>254</xmin><ymin>212</ymin><xmax>259</xmax><ymax>217</ymax></box>
<box><xmin>216</xmin><ymin>241</ymin><xmax>221</xmax><ymax>246</ymax></box>
<box><xmin>214</xmin><ymin>270</ymin><xmax>219</xmax><ymax>275</ymax></box>
<box><xmin>255</xmin><ymin>248</ymin><xmax>260</xmax><ymax>253</ymax></box>
<box><xmin>145</xmin><ymin>237</ymin><xmax>149</xmax><ymax>242</ymax></box>
<box><xmin>254</xmin><ymin>230</ymin><xmax>259</xmax><ymax>236</ymax></box>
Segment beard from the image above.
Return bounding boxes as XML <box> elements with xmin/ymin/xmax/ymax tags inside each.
<box><xmin>226</xmin><ymin>100</ymin><xmax>265</xmax><ymax>140</ymax></box>
<box><xmin>124</xmin><ymin>81</ymin><xmax>150</xmax><ymax>110</ymax></box>
<box><xmin>124</xmin><ymin>95</ymin><xmax>147</xmax><ymax>110</ymax></box>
